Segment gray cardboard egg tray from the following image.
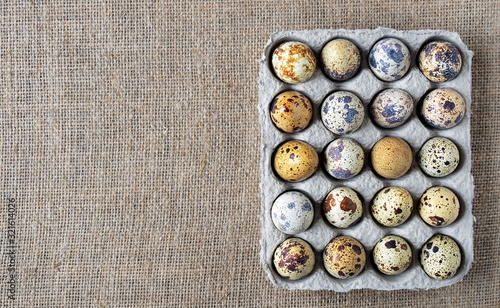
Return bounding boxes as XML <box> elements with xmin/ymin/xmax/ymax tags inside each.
<box><xmin>258</xmin><ymin>28</ymin><xmax>474</xmax><ymax>291</ymax></box>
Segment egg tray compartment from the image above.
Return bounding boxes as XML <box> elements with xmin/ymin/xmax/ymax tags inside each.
<box><xmin>258</xmin><ymin>28</ymin><xmax>474</xmax><ymax>291</ymax></box>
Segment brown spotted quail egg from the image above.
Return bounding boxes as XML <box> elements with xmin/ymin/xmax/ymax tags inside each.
<box><xmin>323</xmin><ymin>236</ymin><xmax>366</xmax><ymax>279</ymax></box>
<box><xmin>370</xmin><ymin>89</ymin><xmax>414</xmax><ymax>128</ymax></box>
<box><xmin>273</xmin><ymin>238</ymin><xmax>316</xmax><ymax>280</ymax></box>
<box><xmin>272</xmin><ymin>41</ymin><xmax>316</xmax><ymax>84</ymax></box>
<box><xmin>321</xmin><ymin>91</ymin><xmax>365</xmax><ymax>135</ymax></box>
<box><xmin>320</xmin><ymin>38</ymin><xmax>361</xmax><ymax>81</ymax></box>
<box><xmin>373</xmin><ymin>235</ymin><xmax>413</xmax><ymax>275</ymax></box>
<box><xmin>421</xmin><ymin>234</ymin><xmax>462</xmax><ymax>280</ymax></box>
<box><xmin>273</xmin><ymin>140</ymin><xmax>318</xmax><ymax>182</ymax></box>
<box><xmin>418</xmin><ymin>41</ymin><xmax>462</xmax><ymax>83</ymax></box>
<box><xmin>270</xmin><ymin>91</ymin><xmax>313</xmax><ymax>133</ymax></box>
<box><xmin>371</xmin><ymin>137</ymin><xmax>413</xmax><ymax>179</ymax></box>
<box><xmin>419</xmin><ymin>187</ymin><xmax>460</xmax><ymax>227</ymax></box>
<box><xmin>324</xmin><ymin>138</ymin><xmax>364</xmax><ymax>180</ymax></box>
<box><xmin>323</xmin><ymin>187</ymin><xmax>363</xmax><ymax>228</ymax></box>
<box><xmin>421</xmin><ymin>88</ymin><xmax>466</xmax><ymax>129</ymax></box>
<box><xmin>418</xmin><ymin>137</ymin><xmax>460</xmax><ymax>177</ymax></box>
<box><xmin>371</xmin><ymin>187</ymin><xmax>413</xmax><ymax>227</ymax></box>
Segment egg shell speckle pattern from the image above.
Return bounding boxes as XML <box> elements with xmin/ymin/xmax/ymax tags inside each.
<box><xmin>419</xmin><ymin>187</ymin><xmax>460</xmax><ymax>227</ymax></box>
<box><xmin>273</xmin><ymin>238</ymin><xmax>316</xmax><ymax>280</ymax></box>
<box><xmin>421</xmin><ymin>88</ymin><xmax>465</xmax><ymax>129</ymax></box>
<box><xmin>371</xmin><ymin>137</ymin><xmax>413</xmax><ymax>179</ymax></box>
<box><xmin>324</xmin><ymin>138</ymin><xmax>364</xmax><ymax>180</ymax></box>
<box><xmin>270</xmin><ymin>91</ymin><xmax>313</xmax><ymax>133</ymax></box>
<box><xmin>371</xmin><ymin>89</ymin><xmax>414</xmax><ymax>128</ymax></box>
<box><xmin>373</xmin><ymin>235</ymin><xmax>413</xmax><ymax>275</ymax></box>
<box><xmin>320</xmin><ymin>39</ymin><xmax>361</xmax><ymax>81</ymax></box>
<box><xmin>324</xmin><ymin>236</ymin><xmax>366</xmax><ymax>279</ymax></box>
<box><xmin>419</xmin><ymin>41</ymin><xmax>462</xmax><ymax>83</ymax></box>
<box><xmin>418</xmin><ymin>137</ymin><xmax>460</xmax><ymax>178</ymax></box>
<box><xmin>271</xmin><ymin>191</ymin><xmax>314</xmax><ymax>235</ymax></box>
<box><xmin>369</xmin><ymin>38</ymin><xmax>410</xmax><ymax>81</ymax></box>
<box><xmin>273</xmin><ymin>140</ymin><xmax>319</xmax><ymax>182</ymax></box>
<box><xmin>321</xmin><ymin>91</ymin><xmax>364</xmax><ymax>135</ymax></box>
<box><xmin>371</xmin><ymin>187</ymin><xmax>413</xmax><ymax>227</ymax></box>
<box><xmin>272</xmin><ymin>41</ymin><xmax>316</xmax><ymax>84</ymax></box>
<box><xmin>420</xmin><ymin>235</ymin><xmax>462</xmax><ymax>280</ymax></box>
<box><xmin>323</xmin><ymin>187</ymin><xmax>363</xmax><ymax>228</ymax></box>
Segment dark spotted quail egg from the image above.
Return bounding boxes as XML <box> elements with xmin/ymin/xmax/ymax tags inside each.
<box><xmin>418</xmin><ymin>137</ymin><xmax>460</xmax><ymax>177</ymax></box>
<box><xmin>371</xmin><ymin>187</ymin><xmax>413</xmax><ymax>227</ymax></box>
<box><xmin>324</xmin><ymin>138</ymin><xmax>364</xmax><ymax>180</ymax></box>
<box><xmin>270</xmin><ymin>91</ymin><xmax>313</xmax><ymax>133</ymax></box>
<box><xmin>273</xmin><ymin>238</ymin><xmax>316</xmax><ymax>280</ymax></box>
<box><xmin>419</xmin><ymin>187</ymin><xmax>460</xmax><ymax>227</ymax></box>
<box><xmin>369</xmin><ymin>38</ymin><xmax>410</xmax><ymax>81</ymax></box>
<box><xmin>419</xmin><ymin>41</ymin><xmax>462</xmax><ymax>83</ymax></box>
<box><xmin>321</xmin><ymin>91</ymin><xmax>365</xmax><ymax>135</ymax></box>
<box><xmin>271</xmin><ymin>191</ymin><xmax>314</xmax><ymax>235</ymax></box>
<box><xmin>272</xmin><ymin>41</ymin><xmax>316</xmax><ymax>84</ymax></box>
<box><xmin>421</xmin><ymin>234</ymin><xmax>462</xmax><ymax>280</ymax></box>
<box><xmin>320</xmin><ymin>38</ymin><xmax>361</xmax><ymax>81</ymax></box>
<box><xmin>273</xmin><ymin>140</ymin><xmax>318</xmax><ymax>182</ymax></box>
<box><xmin>323</xmin><ymin>187</ymin><xmax>362</xmax><ymax>228</ymax></box>
<box><xmin>373</xmin><ymin>235</ymin><xmax>413</xmax><ymax>275</ymax></box>
<box><xmin>323</xmin><ymin>236</ymin><xmax>366</xmax><ymax>279</ymax></box>
<box><xmin>421</xmin><ymin>88</ymin><xmax>465</xmax><ymax>129</ymax></box>
<box><xmin>371</xmin><ymin>89</ymin><xmax>414</xmax><ymax>128</ymax></box>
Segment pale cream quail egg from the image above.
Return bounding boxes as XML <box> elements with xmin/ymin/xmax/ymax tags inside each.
<box><xmin>323</xmin><ymin>187</ymin><xmax>362</xmax><ymax>228</ymax></box>
<box><xmin>371</xmin><ymin>187</ymin><xmax>413</xmax><ymax>227</ymax></box>
<box><xmin>373</xmin><ymin>235</ymin><xmax>413</xmax><ymax>275</ymax></box>
<box><xmin>419</xmin><ymin>187</ymin><xmax>460</xmax><ymax>227</ymax></box>
<box><xmin>421</xmin><ymin>234</ymin><xmax>461</xmax><ymax>280</ymax></box>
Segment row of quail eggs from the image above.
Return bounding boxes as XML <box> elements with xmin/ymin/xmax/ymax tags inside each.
<box><xmin>272</xmin><ymin>234</ymin><xmax>461</xmax><ymax>282</ymax></box>
<box><xmin>271</xmin><ymin>38</ymin><xmax>462</xmax><ymax>84</ymax></box>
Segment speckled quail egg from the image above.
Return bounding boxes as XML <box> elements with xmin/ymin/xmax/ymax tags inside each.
<box><xmin>371</xmin><ymin>187</ymin><xmax>413</xmax><ymax>227</ymax></box>
<box><xmin>271</xmin><ymin>191</ymin><xmax>314</xmax><ymax>235</ymax></box>
<box><xmin>419</xmin><ymin>41</ymin><xmax>462</xmax><ymax>83</ymax></box>
<box><xmin>323</xmin><ymin>236</ymin><xmax>366</xmax><ymax>279</ymax></box>
<box><xmin>421</xmin><ymin>88</ymin><xmax>466</xmax><ymax>129</ymax></box>
<box><xmin>323</xmin><ymin>187</ymin><xmax>362</xmax><ymax>228</ymax></box>
<box><xmin>273</xmin><ymin>140</ymin><xmax>319</xmax><ymax>182</ymax></box>
<box><xmin>324</xmin><ymin>138</ymin><xmax>364</xmax><ymax>180</ymax></box>
<box><xmin>370</xmin><ymin>89</ymin><xmax>414</xmax><ymax>128</ymax></box>
<box><xmin>421</xmin><ymin>234</ymin><xmax>462</xmax><ymax>280</ymax></box>
<box><xmin>419</xmin><ymin>187</ymin><xmax>460</xmax><ymax>227</ymax></box>
<box><xmin>321</xmin><ymin>91</ymin><xmax>365</xmax><ymax>135</ymax></box>
<box><xmin>418</xmin><ymin>137</ymin><xmax>460</xmax><ymax>177</ymax></box>
<box><xmin>320</xmin><ymin>38</ymin><xmax>361</xmax><ymax>81</ymax></box>
<box><xmin>371</xmin><ymin>137</ymin><xmax>413</xmax><ymax>179</ymax></box>
<box><xmin>270</xmin><ymin>91</ymin><xmax>313</xmax><ymax>133</ymax></box>
<box><xmin>373</xmin><ymin>235</ymin><xmax>413</xmax><ymax>275</ymax></box>
<box><xmin>272</xmin><ymin>41</ymin><xmax>316</xmax><ymax>84</ymax></box>
<box><xmin>273</xmin><ymin>237</ymin><xmax>316</xmax><ymax>280</ymax></box>
<box><xmin>369</xmin><ymin>38</ymin><xmax>411</xmax><ymax>81</ymax></box>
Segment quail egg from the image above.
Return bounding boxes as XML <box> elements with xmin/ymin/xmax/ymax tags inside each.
<box><xmin>321</xmin><ymin>91</ymin><xmax>365</xmax><ymax>135</ymax></box>
<box><xmin>371</xmin><ymin>187</ymin><xmax>413</xmax><ymax>227</ymax></box>
<box><xmin>273</xmin><ymin>140</ymin><xmax>318</xmax><ymax>182</ymax></box>
<box><xmin>369</xmin><ymin>38</ymin><xmax>411</xmax><ymax>81</ymax></box>
<box><xmin>419</xmin><ymin>41</ymin><xmax>462</xmax><ymax>83</ymax></box>
<box><xmin>320</xmin><ymin>38</ymin><xmax>361</xmax><ymax>81</ymax></box>
<box><xmin>324</xmin><ymin>138</ymin><xmax>364</xmax><ymax>179</ymax></box>
<box><xmin>371</xmin><ymin>137</ymin><xmax>413</xmax><ymax>179</ymax></box>
<box><xmin>270</xmin><ymin>91</ymin><xmax>313</xmax><ymax>133</ymax></box>
<box><xmin>421</xmin><ymin>88</ymin><xmax>466</xmax><ymax>129</ymax></box>
<box><xmin>273</xmin><ymin>238</ymin><xmax>316</xmax><ymax>280</ymax></box>
<box><xmin>419</xmin><ymin>187</ymin><xmax>460</xmax><ymax>227</ymax></box>
<box><xmin>421</xmin><ymin>234</ymin><xmax>462</xmax><ymax>280</ymax></box>
<box><xmin>323</xmin><ymin>187</ymin><xmax>362</xmax><ymax>228</ymax></box>
<box><xmin>272</xmin><ymin>41</ymin><xmax>316</xmax><ymax>84</ymax></box>
<box><xmin>323</xmin><ymin>236</ymin><xmax>366</xmax><ymax>279</ymax></box>
<box><xmin>370</xmin><ymin>89</ymin><xmax>414</xmax><ymax>128</ymax></box>
<box><xmin>271</xmin><ymin>191</ymin><xmax>314</xmax><ymax>235</ymax></box>
<box><xmin>373</xmin><ymin>235</ymin><xmax>413</xmax><ymax>275</ymax></box>
<box><xmin>418</xmin><ymin>137</ymin><xmax>460</xmax><ymax>177</ymax></box>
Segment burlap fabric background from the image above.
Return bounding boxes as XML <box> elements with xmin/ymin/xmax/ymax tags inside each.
<box><xmin>0</xmin><ymin>1</ymin><xmax>498</xmax><ymax>307</ymax></box>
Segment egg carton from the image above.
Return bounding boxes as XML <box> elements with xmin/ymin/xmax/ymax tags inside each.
<box><xmin>258</xmin><ymin>28</ymin><xmax>474</xmax><ymax>291</ymax></box>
